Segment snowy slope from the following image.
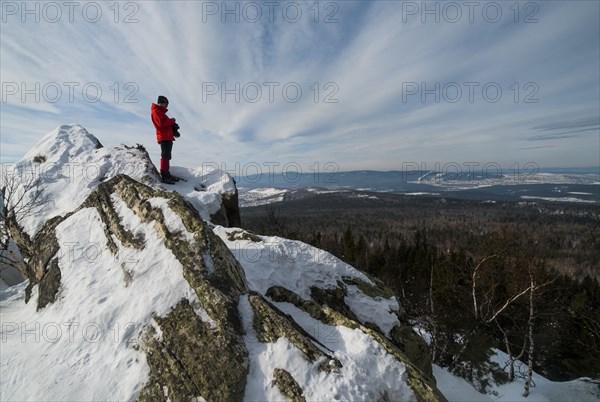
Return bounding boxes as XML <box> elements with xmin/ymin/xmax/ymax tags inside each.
<box><xmin>214</xmin><ymin>227</ymin><xmax>401</xmax><ymax>337</ymax></box>
<box><xmin>239</xmin><ymin>295</ymin><xmax>416</xmax><ymax>401</ymax></box>
<box><xmin>434</xmin><ymin>348</ymin><xmax>600</xmax><ymax>402</ymax></box>
<box><xmin>8</xmin><ymin>124</ymin><xmax>155</xmax><ymax>237</ymax></box>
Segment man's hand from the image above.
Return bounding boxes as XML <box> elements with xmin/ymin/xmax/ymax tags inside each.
<box><xmin>172</xmin><ymin>123</ymin><xmax>181</xmax><ymax>138</ymax></box>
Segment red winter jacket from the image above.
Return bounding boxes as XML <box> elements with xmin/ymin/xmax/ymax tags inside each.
<box><xmin>151</xmin><ymin>103</ymin><xmax>176</xmax><ymax>143</ymax></box>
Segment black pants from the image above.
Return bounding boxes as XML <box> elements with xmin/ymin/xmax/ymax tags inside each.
<box><xmin>160</xmin><ymin>140</ymin><xmax>173</xmax><ymax>160</ymax></box>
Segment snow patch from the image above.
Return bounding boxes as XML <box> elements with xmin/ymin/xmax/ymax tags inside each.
<box><xmin>213</xmin><ymin>227</ymin><xmax>375</xmax><ymax>300</ymax></box>
<box><xmin>147</xmin><ymin>197</ymin><xmax>196</xmax><ymax>243</ymax></box>
<box><xmin>520</xmin><ymin>195</ymin><xmax>597</xmax><ymax>204</ymax></box>
<box><xmin>344</xmin><ymin>285</ymin><xmax>400</xmax><ymax>337</ymax></box>
<box><xmin>240</xmin><ymin>295</ymin><xmax>417</xmax><ymax>401</ymax></box>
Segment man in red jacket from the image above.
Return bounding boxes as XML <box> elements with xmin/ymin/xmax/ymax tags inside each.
<box><xmin>151</xmin><ymin>95</ymin><xmax>178</xmax><ymax>184</ymax></box>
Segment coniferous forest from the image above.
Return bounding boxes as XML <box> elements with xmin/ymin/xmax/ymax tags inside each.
<box><xmin>241</xmin><ymin>191</ymin><xmax>600</xmax><ymax>390</ymax></box>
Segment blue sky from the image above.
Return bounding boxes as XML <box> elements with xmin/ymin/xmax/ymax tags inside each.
<box><xmin>1</xmin><ymin>0</ymin><xmax>599</xmax><ymax>172</ymax></box>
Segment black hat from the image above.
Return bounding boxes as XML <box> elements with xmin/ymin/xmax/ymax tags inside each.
<box><xmin>157</xmin><ymin>95</ymin><xmax>169</xmax><ymax>105</ymax></box>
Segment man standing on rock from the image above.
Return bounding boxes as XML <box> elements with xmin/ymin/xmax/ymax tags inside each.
<box><xmin>151</xmin><ymin>95</ymin><xmax>180</xmax><ymax>184</ymax></box>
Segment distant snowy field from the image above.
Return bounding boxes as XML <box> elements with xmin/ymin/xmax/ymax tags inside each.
<box><xmin>236</xmin><ymin>168</ymin><xmax>600</xmax><ymax>206</ymax></box>
<box><xmin>238</xmin><ymin>187</ymin><xmax>289</xmax><ymax>207</ymax></box>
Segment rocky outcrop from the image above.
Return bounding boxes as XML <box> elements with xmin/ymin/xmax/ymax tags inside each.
<box><xmin>2</xmin><ymin>126</ymin><xmax>446</xmax><ymax>401</ymax></box>
<box><xmin>390</xmin><ymin>325</ymin><xmax>434</xmax><ymax>380</ymax></box>
<box><xmin>87</xmin><ymin>176</ymin><xmax>249</xmax><ymax>400</ymax></box>
<box><xmin>210</xmin><ymin>186</ymin><xmax>242</xmax><ymax>227</ymax></box>
<box><xmin>249</xmin><ymin>291</ymin><xmax>342</xmax><ymax>372</ymax></box>
<box><xmin>7</xmin><ymin>174</ymin><xmax>250</xmax><ymax>400</ymax></box>
<box><xmin>36</xmin><ymin>257</ymin><xmax>61</xmax><ymax>310</ymax></box>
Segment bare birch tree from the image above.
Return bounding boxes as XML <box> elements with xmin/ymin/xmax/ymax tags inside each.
<box><xmin>0</xmin><ymin>162</ymin><xmax>44</xmax><ymax>276</ymax></box>
<box><xmin>471</xmin><ymin>254</ymin><xmax>557</xmax><ymax>395</ymax></box>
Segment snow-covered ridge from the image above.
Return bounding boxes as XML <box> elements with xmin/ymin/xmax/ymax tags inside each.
<box><xmin>5</xmin><ymin>124</ymin><xmax>237</xmax><ymax>236</ymax></box>
<box><xmin>238</xmin><ymin>187</ymin><xmax>288</xmax><ymax>207</ymax></box>
<box><xmin>238</xmin><ymin>186</ymin><xmax>352</xmax><ymax>207</ymax></box>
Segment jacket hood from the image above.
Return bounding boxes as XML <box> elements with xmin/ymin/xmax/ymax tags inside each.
<box><xmin>152</xmin><ymin>103</ymin><xmax>168</xmax><ymax>112</ymax></box>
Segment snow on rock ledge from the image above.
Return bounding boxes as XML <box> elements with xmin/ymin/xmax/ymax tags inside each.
<box><xmin>168</xmin><ymin>165</ymin><xmax>241</xmax><ymax>227</ymax></box>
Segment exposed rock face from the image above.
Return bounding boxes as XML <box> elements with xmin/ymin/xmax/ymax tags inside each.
<box><xmin>249</xmin><ymin>291</ymin><xmax>342</xmax><ymax>372</ymax></box>
<box><xmin>140</xmin><ymin>299</ymin><xmax>247</xmax><ymax>401</ymax></box>
<box><xmin>6</xmin><ymin>174</ymin><xmax>250</xmax><ymax>400</ymax></box>
<box><xmin>85</xmin><ymin>176</ymin><xmax>249</xmax><ymax>400</ymax></box>
<box><xmin>36</xmin><ymin>257</ymin><xmax>61</xmax><ymax>310</ymax></box>
<box><xmin>210</xmin><ymin>187</ymin><xmax>242</xmax><ymax>227</ymax></box>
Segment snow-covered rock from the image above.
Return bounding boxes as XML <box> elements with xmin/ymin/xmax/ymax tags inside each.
<box><xmin>2</xmin><ymin>175</ymin><xmax>248</xmax><ymax>401</ymax></box>
<box><xmin>1</xmin><ymin>125</ymin><xmax>444</xmax><ymax>401</ymax></box>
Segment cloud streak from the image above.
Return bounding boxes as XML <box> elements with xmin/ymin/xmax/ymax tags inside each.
<box><xmin>527</xmin><ymin>116</ymin><xmax>600</xmax><ymax>141</ymax></box>
<box><xmin>1</xmin><ymin>0</ymin><xmax>599</xmax><ymax>170</ymax></box>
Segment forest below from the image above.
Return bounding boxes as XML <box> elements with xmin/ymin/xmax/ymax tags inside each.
<box><xmin>241</xmin><ymin>190</ymin><xmax>600</xmax><ymax>389</ymax></box>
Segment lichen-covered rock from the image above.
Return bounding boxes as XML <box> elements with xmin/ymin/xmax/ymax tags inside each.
<box><xmin>8</xmin><ymin>214</ymin><xmax>63</xmax><ymax>282</ymax></box>
<box><xmin>4</xmin><ymin>173</ymin><xmax>250</xmax><ymax>400</ymax></box>
<box><xmin>87</xmin><ymin>176</ymin><xmax>250</xmax><ymax>400</ymax></box>
<box><xmin>390</xmin><ymin>324</ymin><xmax>434</xmax><ymax>380</ymax></box>
<box><xmin>342</xmin><ymin>275</ymin><xmax>395</xmax><ymax>300</ymax></box>
<box><xmin>139</xmin><ymin>299</ymin><xmax>248</xmax><ymax>402</ymax></box>
<box><xmin>36</xmin><ymin>257</ymin><xmax>61</xmax><ymax>310</ymax></box>
<box><xmin>310</xmin><ymin>281</ymin><xmax>360</xmax><ymax>323</ymax></box>
<box><xmin>273</xmin><ymin>368</ymin><xmax>306</xmax><ymax>402</ymax></box>
<box><xmin>227</xmin><ymin>229</ymin><xmax>262</xmax><ymax>243</ymax></box>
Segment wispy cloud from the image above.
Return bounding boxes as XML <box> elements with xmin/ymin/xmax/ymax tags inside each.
<box><xmin>531</xmin><ymin>116</ymin><xmax>599</xmax><ymax>131</ymax></box>
<box><xmin>1</xmin><ymin>0</ymin><xmax>598</xmax><ymax>169</ymax></box>
<box><xmin>521</xmin><ymin>145</ymin><xmax>556</xmax><ymax>151</ymax></box>
<box><xmin>527</xmin><ymin>116</ymin><xmax>600</xmax><ymax>141</ymax></box>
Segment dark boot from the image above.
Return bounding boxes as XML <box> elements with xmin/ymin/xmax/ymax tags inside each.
<box><xmin>165</xmin><ymin>171</ymin><xmax>180</xmax><ymax>182</ymax></box>
<box><xmin>160</xmin><ymin>170</ymin><xmax>176</xmax><ymax>184</ymax></box>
